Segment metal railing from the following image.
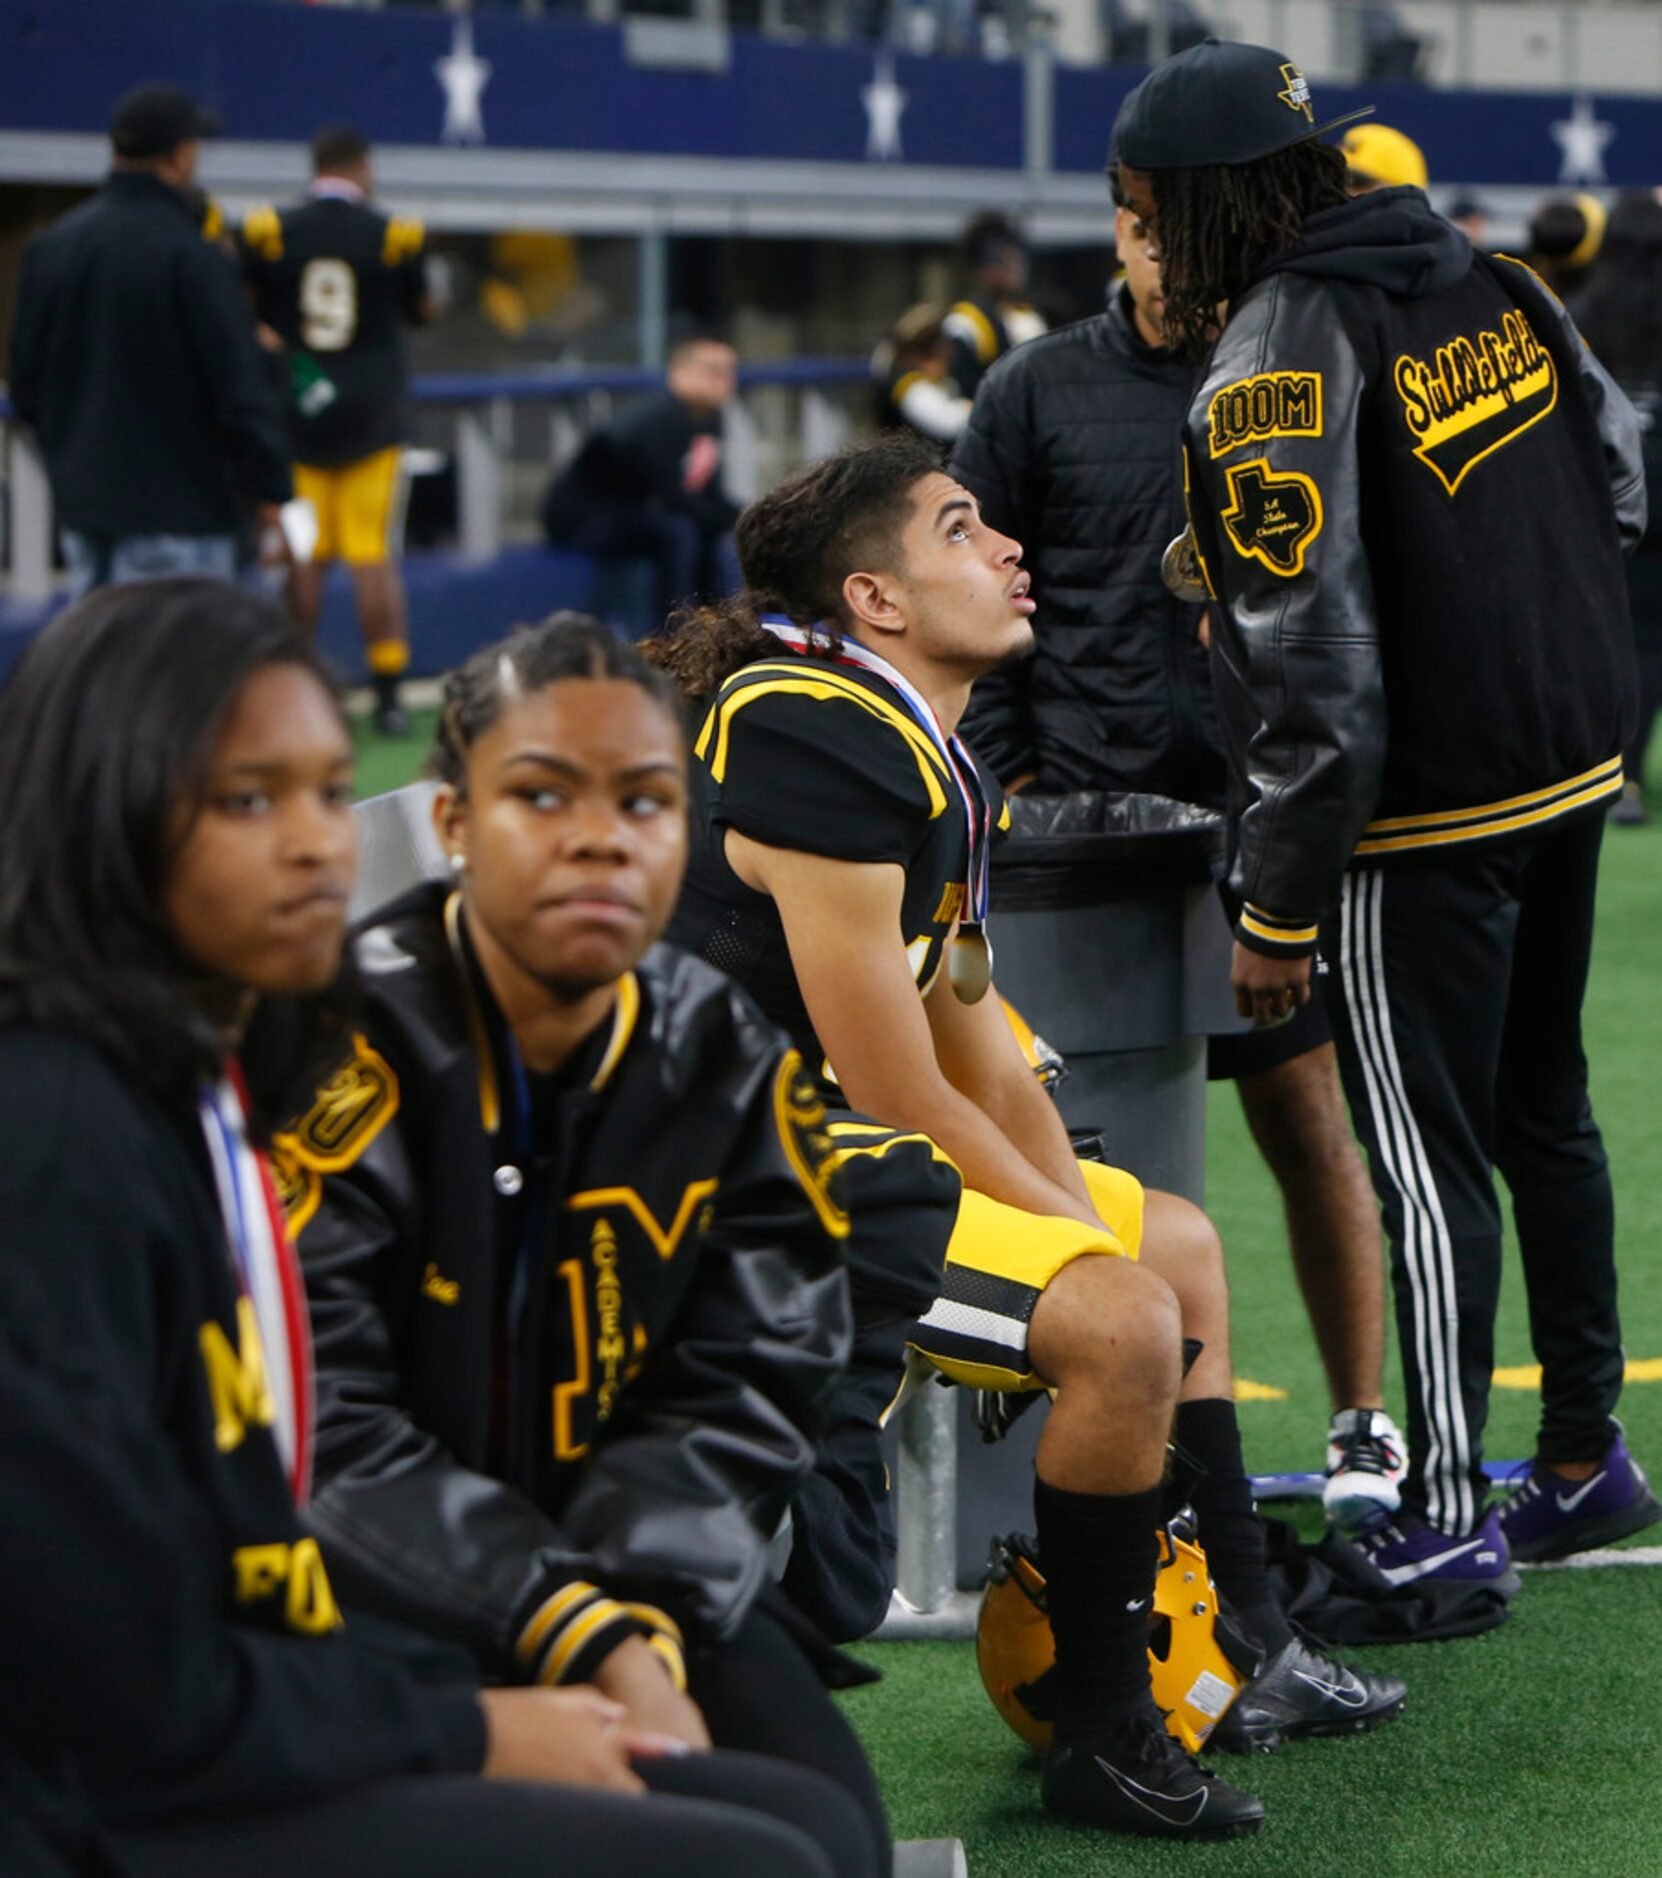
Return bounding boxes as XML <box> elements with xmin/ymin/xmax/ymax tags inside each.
<box><xmin>0</xmin><ymin>356</ymin><xmax>871</xmax><ymax>602</ymax></box>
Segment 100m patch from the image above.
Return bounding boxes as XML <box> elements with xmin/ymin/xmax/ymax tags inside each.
<box><xmin>1208</xmin><ymin>370</ymin><xmax>1322</xmax><ymax>458</ymax></box>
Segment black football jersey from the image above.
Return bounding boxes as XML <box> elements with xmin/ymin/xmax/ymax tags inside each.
<box><xmin>668</xmin><ymin>655</ymin><xmax>1006</xmax><ymax>1100</ymax></box>
<box><xmin>239</xmin><ymin>195</ymin><xmax>426</xmax><ymax>466</ymax></box>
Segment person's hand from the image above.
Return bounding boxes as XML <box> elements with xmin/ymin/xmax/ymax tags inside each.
<box><xmin>1231</xmin><ymin>940</ymin><xmax>1312</xmax><ymax>1026</ymax></box>
<box><xmin>1006</xmin><ymin>772</ymin><xmax>1037</xmax><ymax>796</ymax></box>
<box><xmin>592</xmin><ymin>1633</ymin><xmax>712</xmax><ymax>1750</ymax></box>
<box><xmin>1196</xmin><ymin>609</ymin><xmax>1212</xmax><ymax>649</ymax></box>
<box><xmin>478</xmin><ymin>1686</ymin><xmax>645</xmax><ymax>1791</ymax></box>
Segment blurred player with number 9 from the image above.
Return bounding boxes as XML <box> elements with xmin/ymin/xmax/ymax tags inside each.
<box><xmin>240</xmin><ymin>126</ymin><xmax>434</xmax><ymax>735</ymax></box>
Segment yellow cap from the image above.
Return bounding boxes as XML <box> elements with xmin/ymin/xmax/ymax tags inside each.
<box><xmin>1341</xmin><ymin>123</ymin><xmax>1429</xmax><ymax>191</ymax></box>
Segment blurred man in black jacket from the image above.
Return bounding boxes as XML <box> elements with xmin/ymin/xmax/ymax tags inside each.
<box><xmin>8</xmin><ymin>84</ymin><xmax>291</xmax><ymax>595</ymax></box>
<box><xmin>542</xmin><ymin>335</ymin><xmax>742</xmax><ymax>633</ymax></box>
<box><xmin>951</xmin><ymin>170</ymin><xmax>1401</xmax><ymax>1528</ymax></box>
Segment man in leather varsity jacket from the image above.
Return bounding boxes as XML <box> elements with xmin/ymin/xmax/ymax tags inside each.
<box><xmin>280</xmin><ymin>619</ymin><xmax>887</xmax><ymax>1871</ymax></box>
<box><xmin>1115</xmin><ymin>40</ymin><xmax>1660</xmax><ymax>1586</ymax></box>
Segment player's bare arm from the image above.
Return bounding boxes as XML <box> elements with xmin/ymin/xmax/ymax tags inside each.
<box><xmin>726</xmin><ymin>829</ymin><xmax>1102</xmax><ymax>1228</ymax></box>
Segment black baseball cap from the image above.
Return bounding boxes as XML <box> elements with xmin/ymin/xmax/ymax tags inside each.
<box><xmin>109</xmin><ymin>83</ymin><xmax>223</xmax><ymax>159</ymax></box>
<box><xmin>1112</xmin><ymin>38</ymin><xmax>1372</xmax><ymax>171</ymax></box>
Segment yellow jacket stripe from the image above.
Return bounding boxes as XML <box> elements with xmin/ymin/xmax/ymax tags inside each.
<box><xmin>1239</xmin><ymin>905</ymin><xmax>1320</xmax><ymax>947</ymax></box>
<box><xmin>645</xmin><ymin>1632</ymin><xmax>689</xmax><ymax>1690</ymax></box>
<box><xmin>947</xmin><ymin>299</ymin><xmax>1000</xmax><ymax>364</ymax></box>
<box><xmin>538</xmin><ymin>1598</ymin><xmax>636</xmax><ymax>1686</ymax></box>
<box><xmin>1355</xmin><ymin>757</ymin><xmax>1622</xmax><ymax>855</ymax></box>
<box><xmin>696</xmin><ymin>666</ymin><xmax>949</xmax><ymax>816</ymax></box>
<box><xmin>516</xmin><ymin>1579</ymin><xmax>605</xmax><ymax>1667</ymax></box>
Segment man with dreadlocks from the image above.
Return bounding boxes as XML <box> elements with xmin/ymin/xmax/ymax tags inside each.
<box><xmin>1114</xmin><ymin>39</ymin><xmax>1659</xmax><ymax>1588</ymax></box>
<box><xmin>653</xmin><ymin>433</ymin><xmax>1405</xmax><ymax>1841</ymax></box>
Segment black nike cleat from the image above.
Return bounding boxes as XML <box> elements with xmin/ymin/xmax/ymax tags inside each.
<box><xmin>1041</xmin><ymin>1708</ymin><xmax>1264</xmax><ymax>1839</ymax></box>
<box><xmin>1209</xmin><ymin>1633</ymin><xmax>1406</xmax><ymax>1754</ymax></box>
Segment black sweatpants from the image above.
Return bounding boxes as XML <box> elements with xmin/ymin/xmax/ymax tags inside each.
<box><xmin>111</xmin><ymin>1747</ymin><xmax>868</xmax><ymax>1878</ymax></box>
<box><xmin>1321</xmin><ymin>815</ymin><xmax>1624</xmax><ymax>1535</ymax></box>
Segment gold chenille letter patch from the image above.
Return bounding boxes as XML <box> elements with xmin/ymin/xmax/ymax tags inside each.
<box><xmin>775</xmin><ymin>1051</ymin><xmax>850</xmax><ymax>1240</ymax></box>
<box><xmin>1208</xmin><ymin>371</ymin><xmax>1322</xmax><ymax>458</ymax></box>
<box><xmin>1221</xmin><ymin>460</ymin><xmax>1323</xmax><ymax>577</ymax></box>
<box><xmin>1392</xmin><ymin>309</ymin><xmax>1558</xmax><ymax>496</ymax></box>
<box><xmin>271</xmin><ymin>1035</ymin><xmax>400</xmax><ymax>1235</ymax></box>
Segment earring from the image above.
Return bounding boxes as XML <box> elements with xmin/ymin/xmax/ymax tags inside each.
<box><xmin>449</xmin><ymin>853</ymin><xmax>466</xmax><ymax>874</ymax></box>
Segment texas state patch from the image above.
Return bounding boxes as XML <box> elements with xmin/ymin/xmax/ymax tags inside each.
<box><xmin>269</xmin><ymin>1034</ymin><xmax>400</xmax><ymax>1235</ymax></box>
<box><xmin>1221</xmin><ymin>458</ymin><xmax>1324</xmax><ymax>577</ymax></box>
<box><xmin>774</xmin><ymin>1050</ymin><xmax>849</xmax><ymax>1240</ymax></box>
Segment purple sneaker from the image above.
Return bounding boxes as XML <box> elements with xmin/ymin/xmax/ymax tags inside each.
<box><xmin>1496</xmin><ymin>1432</ymin><xmax>1662</xmax><ymax>1563</ymax></box>
<box><xmin>1352</xmin><ymin>1508</ymin><xmax>1520</xmax><ymax>1597</ymax></box>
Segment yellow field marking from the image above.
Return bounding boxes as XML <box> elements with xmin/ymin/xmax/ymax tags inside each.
<box><xmin>1493</xmin><ymin>1356</ymin><xmax>1662</xmax><ymax>1389</ymax></box>
<box><xmin>1234</xmin><ymin>1378</ymin><xmax>1288</xmax><ymax>1402</ymax></box>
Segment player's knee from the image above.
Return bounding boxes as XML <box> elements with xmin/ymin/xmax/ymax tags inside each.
<box><xmin>1032</xmin><ymin>1253</ymin><xmax>1182</xmax><ymax>1400</ymax></box>
<box><xmin>1142</xmin><ymin>1190</ymin><xmax>1226</xmax><ymax>1298</ymax></box>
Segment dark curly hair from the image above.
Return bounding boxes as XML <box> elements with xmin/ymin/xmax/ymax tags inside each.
<box><xmin>428</xmin><ymin>611</ymin><xmax>686</xmax><ymax>791</ymax></box>
<box><xmin>642</xmin><ymin>432</ymin><xmax>945</xmax><ymax>705</ymax></box>
<box><xmin>1139</xmin><ymin>140</ymin><xmax>1349</xmax><ymax>358</ymax></box>
<box><xmin>0</xmin><ymin>578</ymin><xmax>356</xmax><ymax>1135</ymax></box>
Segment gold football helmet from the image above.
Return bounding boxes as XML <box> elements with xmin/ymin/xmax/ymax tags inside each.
<box><xmin>976</xmin><ymin>1525</ymin><xmax>1253</xmax><ymax>1755</ymax></box>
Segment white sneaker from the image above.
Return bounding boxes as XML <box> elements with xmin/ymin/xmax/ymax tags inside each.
<box><xmin>1323</xmin><ymin>1408</ymin><xmax>1406</xmax><ymax>1530</ymax></box>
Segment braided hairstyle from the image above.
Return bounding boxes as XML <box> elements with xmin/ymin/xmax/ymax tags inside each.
<box><xmin>1147</xmin><ymin>140</ymin><xmax>1349</xmax><ymax>358</ymax></box>
<box><xmin>428</xmin><ymin>612</ymin><xmax>686</xmax><ymax>792</ymax></box>
<box><xmin>642</xmin><ymin>431</ymin><xmax>945</xmax><ymax>706</ymax></box>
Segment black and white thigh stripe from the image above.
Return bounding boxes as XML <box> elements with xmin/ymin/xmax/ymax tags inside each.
<box><xmin>1340</xmin><ymin>868</ymin><xmax>1475</xmax><ymax>1535</ymax></box>
<box><xmin>912</xmin><ymin>1263</ymin><xmax>1040</xmax><ymax>1380</ymax></box>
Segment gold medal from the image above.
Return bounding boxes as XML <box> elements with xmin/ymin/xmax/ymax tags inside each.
<box><xmin>951</xmin><ymin>925</ymin><xmax>993</xmax><ymax>1004</ymax></box>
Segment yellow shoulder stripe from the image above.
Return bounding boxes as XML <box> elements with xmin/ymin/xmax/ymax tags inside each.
<box><xmin>774</xmin><ymin>1051</ymin><xmax>849</xmax><ymax>1239</ymax></box>
<box><xmin>948</xmin><ymin>299</ymin><xmax>999</xmax><ymax>363</ymax></box>
<box><xmin>697</xmin><ymin>667</ymin><xmax>948</xmax><ymax>816</ymax></box>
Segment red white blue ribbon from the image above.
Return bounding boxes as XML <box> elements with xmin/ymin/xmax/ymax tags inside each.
<box><xmin>198</xmin><ymin>1066</ymin><xmax>315</xmax><ymax>1505</ymax></box>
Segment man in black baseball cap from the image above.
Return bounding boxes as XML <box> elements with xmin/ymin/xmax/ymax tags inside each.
<box><xmin>109</xmin><ymin>81</ymin><xmax>223</xmax><ymax>161</ymax></box>
<box><xmin>1115</xmin><ymin>39</ymin><xmax>1658</xmax><ymax>1601</ymax></box>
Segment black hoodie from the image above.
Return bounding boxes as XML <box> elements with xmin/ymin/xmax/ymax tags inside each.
<box><xmin>1181</xmin><ymin>188</ymin><xmax>1645</xmax><ymax>957</ymax></box>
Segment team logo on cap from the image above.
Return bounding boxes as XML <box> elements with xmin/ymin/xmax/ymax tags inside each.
<box><xmin>1392</xmin><ymin>309</ymin><xmax>1558</xmax><ymax>496</ymax></box>
<box><xmin>1221</xmin><ymin>459</ymin><xmax>1323</xmax><ymax>577</ymax></box>
<box><xmin>1277</xmin><ymin>63</ymin><xmax>1314</xmax><ymax>121</ymax></box>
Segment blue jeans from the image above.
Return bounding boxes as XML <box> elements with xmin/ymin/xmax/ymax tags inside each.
<box><xmin>62</xmin><ymin>529</ymin><xmax>238</xmax><ymax>599</ymax></box>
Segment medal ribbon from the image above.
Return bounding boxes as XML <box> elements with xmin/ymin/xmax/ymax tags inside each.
<box><xmin>756</xmin><ymin>616</ymin><xmax>992</xmax><ymax>927</ymax></box>
<box><xmin>199</xmin><ymin>1066</ymin><xmax>315</xmax><ymax>1505</ymax></box>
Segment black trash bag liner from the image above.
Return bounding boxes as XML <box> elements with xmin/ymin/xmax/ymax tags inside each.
<box><xmin>1259</xmin><ymin>1515</ymin><xmax>1513</xmax><ymax>1644</ymax></box>
<box><xmin>992</xmin><ymin>791</ymin><xmax>1224</xmax><ymax>912</ymax></box>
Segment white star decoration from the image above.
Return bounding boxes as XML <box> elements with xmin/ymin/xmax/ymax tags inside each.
<box><xmin>861</xmin><ymin>53</ymin><xmax>908</xmax><ymax>163</ymax></box>
<box><xmin>1550</xmin><ymin>95</ymin><xmax>1615</xmax><ymax>186</ymax></box>
<box><xmin>436</xmin><ymin>17</ymin><xmax>492</xmax><ymax>146</ymax></box>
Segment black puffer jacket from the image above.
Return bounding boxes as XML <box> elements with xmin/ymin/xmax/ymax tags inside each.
<box><xmin>950</xmin><ymin>284</ymin><xmax>1224</xmax><ymax>803</ymax></box>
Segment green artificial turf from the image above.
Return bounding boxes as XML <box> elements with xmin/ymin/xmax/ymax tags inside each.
<box><xmin>354</xmin><ymin>710</ymin><xmax>1662</xmax><ymax>1874</ymax></box>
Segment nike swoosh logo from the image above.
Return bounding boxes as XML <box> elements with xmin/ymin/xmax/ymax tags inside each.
<box><xmin>1292</xmin><ymin>1667</ymin><xmax>1368</xmax><ymax>1708</ymax></box>
<box><xmin>1555</xmin><ymin>1471</ymin><xmax>1608</xmax><ymax>1513</ymax></box>
<box><xmin>1092</xmin><ymin>1757</ymin><xmax>1208</xmax><ymax>1827</ymax></box>
<box><xmin>1125</xmin><ymin>1598</ymin><xmax>1148</xmax><ymax>1612</ymax></box>
<box><xmin>1375</xmin><ymin>1536</ymin><xmax>1482</xmax><ymax>1586</ymax></box>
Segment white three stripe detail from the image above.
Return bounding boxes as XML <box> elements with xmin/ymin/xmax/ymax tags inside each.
<box><xmin>1341</xmin><ymin>871</ymin><xmax>1474</xmax><ymax>1533</ymax></box>
<box><xmin>914</xmin><ymin>1296</ymin><xmax>1028</xmax><ymax>1352</ymax></box>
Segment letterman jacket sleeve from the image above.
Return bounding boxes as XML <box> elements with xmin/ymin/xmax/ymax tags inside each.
<box><xmin>1184</xmin><ymin>275</ymin><xmax>1386</xmax><ymax>957</ymax></box>
<box><xmin>294</xmin><ymin>1015</ymin><xmax>849</xmax><ymax>1687</ymax></box>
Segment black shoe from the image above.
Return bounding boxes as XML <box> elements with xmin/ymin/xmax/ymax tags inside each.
<box><xmin>1209</xmin><ymin>1633</ymin><xmax>1406</xmax><ymax>1754</ymax></box>
<box><xmin>372</xmin><ymin>699</ymin><xmax>412</xmax><ymax>738</ymax></box>
<box><xmin>1042</xmin><ymin>1709</ymin><xmax>1264</xmax><ymax>1839</ymax></box>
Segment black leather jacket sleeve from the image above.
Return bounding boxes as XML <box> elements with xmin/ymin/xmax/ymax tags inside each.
<box><xmin>303</xmin><ymin>1042</ymin><xmax>850</xmax><ymax>1685</ymax></box>
<box><xmin>1187</xmin><ymin>278</ymin><xmax>1386</xmax><ymax>955</ymax></box>
<box><xmin>952</xmin><ymin>372</ymin><xmax>1039</xmax><ymax>781</ymax></box>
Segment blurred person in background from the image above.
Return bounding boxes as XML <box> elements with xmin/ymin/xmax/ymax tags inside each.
<box><xmin>1446</xmin><ymin>193</ymin><xmax>1492</xmax><ymax>250</ymax></box>
<box><xmin>951</xmin><ymin>164</ymin><xmax>1401</xmax><ymax>1526</ymax></box>
<box><xmin>872</xmin><ymin>303</ymin><xmax>973</xmax><ymax>442</ymax></box>
<box><xmin>1528</xmin><ymin>192</ymin><xmax>1607</xmax><ymax>299</ymax></box>
<box><xmin>241</xmin><ymin>125</ymin><xmax>434</xmax><ymax>737</ymax></box>
<box><xmin>943</xmin><ymin>213</ymin><xmax>1048</xmax><ymax>402</ymax></box>
<box><xmin>541</xmin><ymin>335</ymin><xmax>743</xmax><ymax>634</ymax></box>
<box><xmin>1574</xmin><ymin>192</ymin><xmax>1662</xmax><ymax>825</ymax></box>
<box><xmin>7</xmin><ymin>84</ymin><xmax>291</xmax><ymax>596</ymax></box>
<box><xmin>1340</xmin><ymin>123</ymin><xmax>1428</xmax><ymax>196</ymax></box>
